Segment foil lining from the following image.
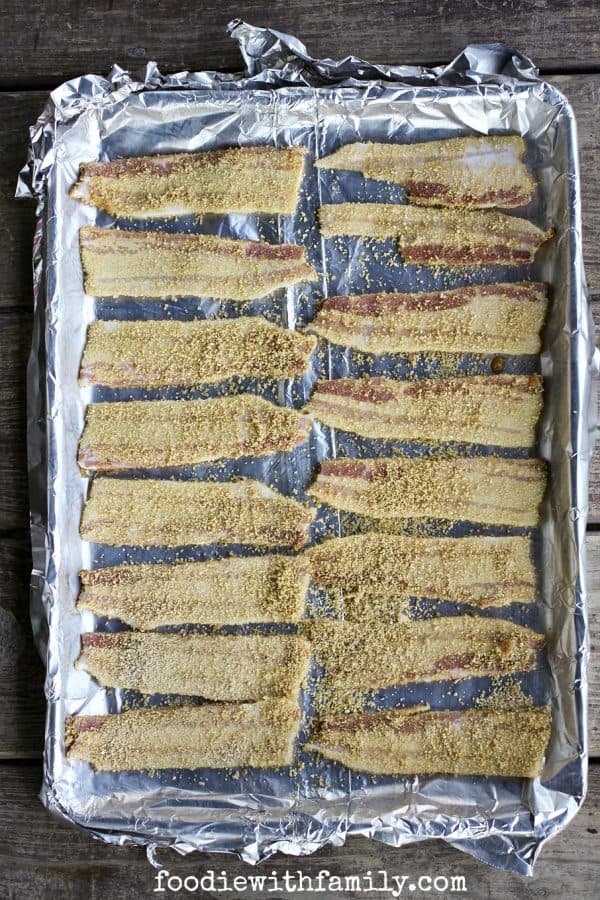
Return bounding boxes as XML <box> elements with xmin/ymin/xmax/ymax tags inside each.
<box><xmin>17</xmin><ymin>21</ymin><xmax>596</xmax><ymax>874</ymax></box>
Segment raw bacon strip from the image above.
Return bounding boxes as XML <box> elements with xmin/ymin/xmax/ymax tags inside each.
<box><xmin>80</xmin><ymin>226</ymin><xmax>317</xmax><ymax>300</ymax></box>
<box><xmin>79</xmin><ymin>318</ymin><xmax>317</xmax><ymax>389</ymax></box>
<box><xmin>79</xmin><ymin>632</ymin><xmax>311</xmax><ymax>701</ymax></box>
<box><xmin>306</xmin><ymin>282</ymin><xmax>547</xmax><ymax>355</ymax></box>
<box><xmin>306</xmin><ymin>705</ymin><xmax>551</xmax><ymax>777</ymax></box>
<box><xmin>67</xmin><ymin>698</ymin><xmax>301</xmax><ymax>771</ymax></box>
<box><xmin>80</xmin><ymin>477</ymin><xmax>315</xmax><ymax>548</ymax></box>
<box><xmin>318</xmin><ymin>203</ymin><xmax>552</xmax><ymax>266</ymax></box>
<box><xmin>78</xmin><ymin>395</ymin><xmax>313</xmax><ymax>472</ymax></box>
<box><xmin>315</xmin><ymin>136</ymin><xmax>534</xmax><ymax>208</ymax></box>
<box><xmin>307</xmin><ymin>533</ymin><xmax>535</xmax><ymax>610</ymax></box>
<box><xmin>309</xmin><ymin>457</ymin><xmax>546</xmax><ymax>527</ymax></box>
<box><xmin>78</xmin><ymin>555</ymin><xmax>309</xmax><ymax>628</ymax></box>
<box><xmin>305</xmin><ymin>374</ymin><xmax>542</xmax><ymax>448</ymax></box>
<box><xmin>308</xmin><ymin>617</ymin><xmax>543</xmax><ymax>692</ymax></box>
<box><xmin>70</xmin><ymin>146</ymin><xmax>307</xmax><ymax>217</ymax></box>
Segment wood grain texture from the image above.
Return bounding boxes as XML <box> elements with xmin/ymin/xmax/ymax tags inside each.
<box><xmin>0</xmin><ymin>312</ymin><xmax>32</xmax><ymax>530</ymax></box>
<box><xmin>0</xmin><ymin>81</ymin><xmax>594</xmax><ymax>530</ymax></box>
<box><xmin>1</xmin><ymin>0</ymin><xmax>600</xmax><ymax>87</ymax></box>
<box><xmin>587</xmin><ymin>301</ymin><xmax>600</xmax><ymax>522</ymax></box>
<box><xmin>1</xmin><ymin>534</ymin><xmax>598</xmax><ymax>758</ymax></box>
<box><xmin>586</xmin><ymin>534</ymin><xmax>600</xmax><ymax>756</ymax></box>
<box><xmin>2</xmin><ymin>79</ymin><xmax>600</xmax><ymax>308</ymax></box>
<box><xmin>0</xmin><ymin>531</ymin><xmax>45</xmax><ymax>758</ymax></box>
<box><xmin>0</xmin><ymin>308</ymin><xmax>596</xmax><ymax>750</ymax></box>
<box><xmin>0</xmin><ymin>762</ymin><xmax>597</xmax><ymax>898</ymax></box>
<box><xmin>0</xmin><ymin>34</ymin><xmax>598</xmax><ymax>888</ymax></box>
<box><xmin>0</xmin><ymin>93</ymin><xmax>41</xmax><ymax>309</ymax></box>
<box><xmin>551</xmin><ymin>75</ymin><xmax>600</xmax><ymax>296</ymax></box>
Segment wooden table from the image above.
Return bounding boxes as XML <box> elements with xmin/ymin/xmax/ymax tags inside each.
<box><xmin>1</xmin><ymin>3</ymin><xmax>598</xmax><ymax>896</ymax></box>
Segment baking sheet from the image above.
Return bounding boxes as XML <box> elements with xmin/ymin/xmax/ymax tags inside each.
<box><xmin>17</xmin><ymin>21</ymin><xmax>596</xmax><ymax>874</ymax></box>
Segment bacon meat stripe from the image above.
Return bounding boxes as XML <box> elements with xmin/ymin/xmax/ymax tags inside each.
<box><xmin>309</xmin><ymin>457</ymin><xmax>546</xmax><ymax>527</ymax></box>
<box><xmin>67</xmin><ymin>698</ymin><xmax>301</xmax><ymax>771</ymax></box>
<box><xmin>306</xmin><ymin>282</ymin><xmax>548</xmax><ymax>355</ymax></box>
<box><xmin>318</xmin><ymin>203</ymin><xmax>552</xmax><ymax>266</ymax></box>
<box><xmin>306</xmin><ymin>705</ymin><xmax>551</xmax><ymax>777</ymax></box>
<box><xmin>80</xmin><ymin>477</ymin><xmax>315</xmax><ymax>548</ymax></box>
<box><xmin>78</xmin><ymin>555</ymin><xmax>309</xmax><ymax>628</ymax></box>
<box><xmin>78</xmin><ymin>395</ymin><xmax>313</xmax><ymax>473</ymax></box>
<box><xmin>71</xmin><ymin>146</ymin><xmax>307</xmax><ymax>217</ymax></box>
<box><xmin>305</xmin><ymin>374</ymin><xmax>542</xmax><ymax>449</ymax></box>
<box><xmin>80</xmin><ymin>226</ymin><xmax>317</xmax><ymax>300</ymax></box>
<box><xmin>315</xmin><ymin>135</ymin><xmax>534</xmax><ymax>208</ymax></box>
<box><xmin>308</xmin><ymin>617</ymin><xmax>543</xmax><ymax>693</ymax></box>
<box><xmin>307</xmin><ymin>533</ymin><xmax>535</xmax><ymax>611</ymax></box>
<box><xmin>79</xmin><ymin>318</ymin><xmax>317</xmax><ymax>389</ymax></box>
<box><xmin>79</xmin><ymin>632</ymin><xmax>311</xmax><ymax>701</ymax></box>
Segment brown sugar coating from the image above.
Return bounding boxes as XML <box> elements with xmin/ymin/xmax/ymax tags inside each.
<box><xmin>78</xmin><ymin>555</ymin><xmax>309</xmax><ymax>628</ymax></box>
<box><xmin>78</xmin><ymin>395</ymin><xmax>313</xmax><ymax>472</ymax></box>
<box><xmin>71</xmin><ymin>146</ymin><xmax>307</xmax><ymax>217</ymax></box>
<box><xmin>306</xmin><ymin>282</ymin><xmax>547</xmax><ymax>355</ymax></box>
<box><xmin>307</xmin><ymin>532</ymin><xmax>536</xmax><ymax>612</ymax></box>
<box><xmin>315</xmin><ymin>135</ymin><xmax>535</xmax><ymax>208</ymax></box>
<box><xmin>304</xmin><ymin>374</ymin><xmax>542</xmax><ymax>449</ymax></box>
<box><xmin>305</xmin><ymin>617</ymin><xmax>543</xmax><ymax>698</ymax></box>
<box><xmin>71</xmin><ymin>136</ymin><xmax>552</xmax><ymax>781</ymax></box>
<box><xmin>318</xmin><ymin>203</ymin><xmax>552</xmax><ymax>266</ymax></box>
<box><xmin>79</xmin><ymin>632</ymin><xmax>312</xmax><ymax>701</ymax></box>
<box><xmin>80</xmin><ymin>317</ymin><xmax>317</xmax><ymax>389</ymax></box>
<box><xmin>309</xmin><ymin>456</ymin><xmax>547</xmax><ymax>527</ymax></box>
<box><xmin>306</xmin><ymin>705</ymin><xmax>551</xmax><ymax>777</ymax></box>
<box><xmin>80</xmin><ymin>477</ymin><xmax>315</xmax><ymax>549</ymax></box>
<box><xmin>80</xmin><ymin>226</ymin><xmax>317</xmax><ymax>300</ymax></box>
<box><xmin>67</xmin><ymin>698</ymin><xmax>302</xmax><ymax>771</ymax></box>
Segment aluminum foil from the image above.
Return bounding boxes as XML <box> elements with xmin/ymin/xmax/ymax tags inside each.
<box><xmin>17</xmin><ymin>21</ymin><xmax>597</xmax><ymax>875</ymax></box>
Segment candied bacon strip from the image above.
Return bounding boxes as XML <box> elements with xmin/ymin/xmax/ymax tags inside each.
<box><xmin>306</xmin><ymin>282</ymin><xmax>548</xmax><ymax>355</ymax></box>
<box><xmin>78</xmin><ymin>555</ymin><xmax>309</xmax><ymax>628</ymax></box>
<box><xmin>309</xmin><ymin>456</ymin><xmax>546</xmax><ymax>527</ymax></box>
<box><xmin>318</xmin><ymin>203</ymin><xmax>552</xmax><ymax>266</ymax></box>
<box><xmin>307</xmin><ymin>533</ymin><xmax>535</xmax><ymax>610</ymax></box>
<box><xmin>305</xmin><ymin>374</ymin><xmax>542</xmax><ymax>448</ymax></box>
<box><xmin>307</xmin><ymin>617</ymin><xmax>543</xmax><ymax>693</ymax></box>
<box><xmin>78</xmin><ymin>632</ymin><xmax>311</xmax><ymax>701</ymax></box>
<box><xmin>80</xmin><ymin>477</ymin><xmax>315</xmax><ymax>549</ymax></box>
<box><xmin>78</xmin><ymin>395</ymin><xmax>313</xmax><ymax>472</ymax></box>
<box><xmin>70</xmin><ymin>146</ymin><xmax>307</xmax><ymax>217</ymax></box>
<box><xmin>67</xmin><ymin>698</ymin><xmax>301</xmax><ymax>771</ymax></box>
<box><xmin>79</xmin><ymin>318</ymin><xmax>317</xmax><ymax>389</ymax></box>
<box><xmin>80</xmin><ymin>226</ymin><xmax>317</xmax><ymax>300</ymax></box>
<box><xmin>315</xmin><ymin>135</ymin><xmax>534</xmax><ymax>208</ymax></box>
<box><xmin>306</xmin><ymin>705</ymin><xmax>551</xmax><ymax>776</ymax></box>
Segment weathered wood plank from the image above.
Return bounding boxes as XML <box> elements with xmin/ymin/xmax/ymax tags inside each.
<box><xmin>586</xmin><ymin>534</ymin><xmax>600</xmax><ymax>756</ymax></box>
<box><xmin>2</xmin><ymin>77</ymin><xmax>600</xmax><ymax>305</ymax></box>
<box><xmin>0</xmin><ymin>81</ymin><xmax>595</xmax><ymax>530</ymax></box>
<box><xmin>2</xmin><ymin>534</ymin><xmax>598</xmax><ymax>759</ymax></box>
<box><xmin>0</xmin><ymin>79</ymin><xmax>597</xmax><ymax>765</ymax></box>
<box><xmin>0</xmin><ymin>92</ymin><xmax>43</xmax><ymax>310</ymax></box>
<box><xmin>0</xmin><ymin>762</ymin><xmax>597</xmax><ymax>898</ymax></box>
<box><xmin>587</xmin><ymin>301</ymin><xmax>599</xmax><ymax>521</ymax></box>
<box><xmin>0</xmin><ymin>531</ymin><xmax>45</xmax><ymax>758</ymax></box>
<box><xmin>0</xmin><ymin>305</ymin><xmax>597</xmax><ymax>755</ymax></box>
<box><xmin>550</xmin><ymin>76</ymin><xmax>600</xmax><ymax>294</ymax></box>
<box><xmin>0</xmin><ymin>312</ymin><xmax>31</xmax><ymax>530</ymax></box>
<box><xmin>1</xmin><ymin>0</ymin><xmax>599</xmax><ymax>87</ymax></box>
<box><xmin>2</xmin><ymin>525</ymin><xmax>597</xmax><ymax>763</ymax></box>
<box><xmin>1</xmin><ymin>80</ymin><xmax>600</xmax><ymax>312</ymax></box>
